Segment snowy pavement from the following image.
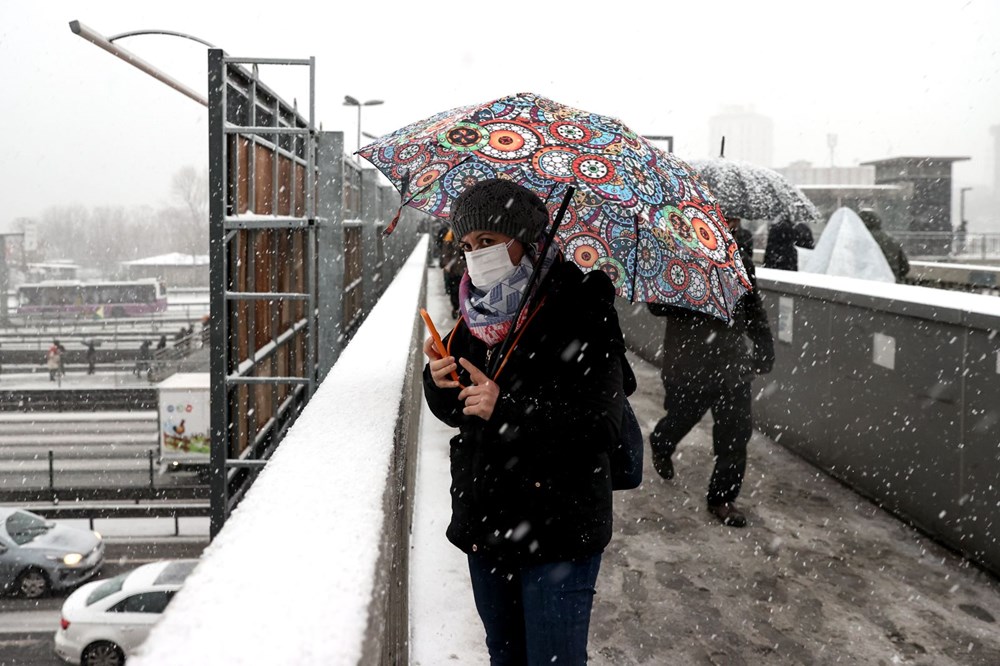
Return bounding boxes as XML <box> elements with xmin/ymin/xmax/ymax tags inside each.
<box><xmin>411</xmin><ymin>265</ymin><xmax>1000</xmax><ymax>665</ymax></box>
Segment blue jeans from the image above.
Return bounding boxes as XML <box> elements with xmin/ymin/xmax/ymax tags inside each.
<box><xmin>467</xmin><ymin>552</ymin><xmax>602</xmax><ymax>666</ymax></box>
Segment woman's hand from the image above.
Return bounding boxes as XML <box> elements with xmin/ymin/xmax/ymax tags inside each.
<box><xmin>457</xmin><ymin>358</ymin><xmax>499</xmax><ymax>420</ymax></box>
<box><xmin>423</xmin><ymin>336</ymin><xmax>461</xmax><ymax>389</ymax></box>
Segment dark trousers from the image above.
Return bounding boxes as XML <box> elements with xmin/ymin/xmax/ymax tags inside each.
<box><xmin>467</xmin><ymin>552</ymin><xmax>602</xmax><ymax>666</ymax></box>
<box><xmin>650</xmin><ymin>381</ymin><xmax>752</xmax><ymax>505</ymax></box>
<box><xmin>444</xmin><ymin>272</ymin><xmax>462</xmax><ymax>312</ymax></box>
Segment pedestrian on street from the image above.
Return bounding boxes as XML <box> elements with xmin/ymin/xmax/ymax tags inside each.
<box><xmin>763</xmin><ymin>213</ymin><xmax>799</xmax><ymax>270</ymax></box>
<box><xmin>647</xmin><ymin>226</ymin><xmax>775</xmax><ymax>528</ymax></box>
<box><xmin>423</xmin><ymin>179</ymin><xmax>628</xmax><ymax>664</ymax></box>
<box><xmin>859</xmin><ymin>208</ymin><xmax>910</xmax><ymax>280</ymax></box>
<box><xmin>85</xmin><ymin>340</ymin><xmax>97</xmax><ymax>375</ymax></box>
<box><xmin>135</xmin><ymin>340</ymin><xmax>152</xmax><ymax>377</ymax></box>
<box><xmin>47</xmin><ymin>341</ymin><xmax>62</xmax><ymax>381</ymax></box>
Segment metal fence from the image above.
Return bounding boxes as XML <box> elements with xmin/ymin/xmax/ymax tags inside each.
<box><xmin>752</xmin><ymin>228</ymin><xmax>1000</xmax><ymax>261</ymax></box>
<box><xmin>207</xmin><ymin>51</ymin><xmax>423</xmax><ymax>537</ymax></box>
<box><xmin>890</xmin><ymin>231</ymin><xmax>1000</xmax><ymax>260</ymax></box>
<box><xmin>208</xmin><ymin>51</ymin><xmax>320</xmax><ymax>536</ymax></box>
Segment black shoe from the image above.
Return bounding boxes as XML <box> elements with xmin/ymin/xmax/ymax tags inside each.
<box><xmin>708</xmin><ymin>502</ymin><xmax>747</xmax><ymax>528</ymax></box>
<box><xmin>650</xmin><ymin>444</ymin><xmax>674</xmax><ymax>480</ymax></box>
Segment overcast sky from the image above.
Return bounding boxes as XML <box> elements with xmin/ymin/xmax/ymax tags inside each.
<box><xmin>2</xmin><ymin>0</ymin><xmax>998</xmax><ymax>228</ymax></box>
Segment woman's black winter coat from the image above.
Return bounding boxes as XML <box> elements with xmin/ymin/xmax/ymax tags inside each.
<box><xmin>423</xmin><ymin>261</ymin><xmax>625</xmax><ymax>565</ymax></box>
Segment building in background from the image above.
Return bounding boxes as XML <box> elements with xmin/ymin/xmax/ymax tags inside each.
<box><xmin>120</xmin><ymin>252</ymin><xmax>209</xmax><ymax>289</ymax></box>
<box><xmin>776</xmin><ymin>161</ymin><xmax>906</xmax><ymax>237</ymax></box>
<box><xmin>862</xmin><ymin>156</ymin><xmax>970</xmax><ymax>235</ymax></box>
<box><xmin>708</xmin><ymin>106</ymin><xmax>773</xmax><ymax>167</ymax></box>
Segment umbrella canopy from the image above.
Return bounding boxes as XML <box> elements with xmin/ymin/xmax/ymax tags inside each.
<box><xmin>688</xmin><ymin>158</ymin><xmax>820</xmax><ymax>224</ymax></box>
<box><xmin>358</xmin><ymin>92</ymin><xmax>750</xmax><ymax>322</ymax></box>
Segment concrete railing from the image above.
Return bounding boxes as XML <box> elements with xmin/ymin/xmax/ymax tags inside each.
<box><xmin>619</xmin><ymin>271</ymin><xmax>1000</xmax><ymax>576</ymax></box>
<box><xmin>131</xmin><ymin>238</ymin><xmax>428</xmax><ymax>666</ymax></box>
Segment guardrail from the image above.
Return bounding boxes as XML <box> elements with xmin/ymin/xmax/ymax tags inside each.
<box><xmin>21</xmin><ymin>502</ymin><xmax>210</xmax><ymax>536</ymax></box>
<box><xmin>618</xmin><ymin>270</ymin><xmax>1000</xmax><ymax>577</ymax></box>
<box><xmin>0</xmin><ymin>485</ymin><xmax>208</xmax><ymax>504</ymax></box>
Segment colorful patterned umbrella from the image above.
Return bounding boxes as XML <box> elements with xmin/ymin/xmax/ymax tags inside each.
<box><xmin>358</xmin><ymin>92</ymin><xmax>750</xmax><ymax>322</ymax></box>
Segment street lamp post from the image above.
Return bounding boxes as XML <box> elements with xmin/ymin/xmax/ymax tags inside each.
<box><xmin>343</xmin><ymin>96</ymin><xmax>383</xmax><ymax>163</ymax></box>
<box><xmin>959</xmin><ymin>186</ymin><xmax>973</xmax><ymax>257</ymax></box>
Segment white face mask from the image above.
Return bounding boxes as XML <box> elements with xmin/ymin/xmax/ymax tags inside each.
<box><xmin>465</xmin><ymin>240</ymin><xmax>516</xmax><ymax>289</ymax></box>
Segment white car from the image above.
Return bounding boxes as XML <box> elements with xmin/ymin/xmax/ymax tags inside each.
<box><xmin>55</xmin><ymin>559</ymin><xmax>198</xmax><ymax>666</ymax></box>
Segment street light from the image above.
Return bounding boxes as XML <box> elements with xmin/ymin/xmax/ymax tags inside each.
<box><xmin>343</xmin><ymin>95</ymin><xmax>383</xmax><ymax>163</ymax></box>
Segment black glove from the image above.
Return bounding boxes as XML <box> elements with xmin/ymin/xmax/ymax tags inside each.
<box><xmin>753</xmin><ymin>340</ymin><xmax>775</xmax><ymax>375</ymax></box>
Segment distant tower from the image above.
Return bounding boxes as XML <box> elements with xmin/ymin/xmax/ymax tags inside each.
<box><xmin>826</xmin><ymin>133</ymin><xmax>838</xmax><ymax>168</ymax></box>
<box><xmin>708</xmin><ymin>106</ymin><xmax>774</xmax><ymax>167</ymax></box>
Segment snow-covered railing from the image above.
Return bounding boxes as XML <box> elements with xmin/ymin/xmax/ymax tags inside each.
<box><xmin>620</xmin><ymin>269</ymin><xmax>1000</xmax><ymax>576</ymax></box>
<box><xmin>131</xmin><ymin>237</ymin><xmax>429</xmax><ymax>666</ymax></box>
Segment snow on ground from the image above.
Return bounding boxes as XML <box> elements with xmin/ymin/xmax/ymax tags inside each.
<box><xmin>409</xmin><ymin>265</ymin><xmax>485</xmax><ymax>665</ymax></box>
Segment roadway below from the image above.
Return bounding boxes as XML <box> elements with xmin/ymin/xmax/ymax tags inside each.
<box><xmin>0</xmin><ymin>537</ymin><xmax>207</xmax><ymax>665</ymax></box>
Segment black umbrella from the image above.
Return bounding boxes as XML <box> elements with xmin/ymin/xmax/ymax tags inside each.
<box><xmin>689</xmin><ymin>158</ymin><xmax>819</xmax><ymax>224</ymax></box>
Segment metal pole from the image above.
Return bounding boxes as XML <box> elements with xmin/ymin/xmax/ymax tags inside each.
<box><xmin>208</xmin><ymin>49</ymin><xmax>229</xmax><ymax>539</ymax></box>
<box><xmin>356</xmin><ymin>104</ymin><xmax>362</xmax><ymax>164</ymax></box>
<box><xmin>148</xmin><ymin>449</ymin><xmax>155</xmax><ymax>493</ymax></box>
<box><xmin>68</xmin><ymin>21</ymin><xmax>208</xmax><ymax>107</ymax></box>
<box><xmin>48</xmin><ymin>450</ymin><xmax>55</xmax><ymax>502</ymax></box>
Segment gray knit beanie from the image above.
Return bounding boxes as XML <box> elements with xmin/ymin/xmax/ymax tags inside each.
<box><xmin>449</xmin><ymin>179</ymin><xmax>549</xmax><ymax>243</ymax></box>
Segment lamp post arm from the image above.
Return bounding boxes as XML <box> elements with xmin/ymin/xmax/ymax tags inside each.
<box><xmin>69</xmin><ymin>20</ymin><xmax>208</xmax><ymax>107</ymax></box>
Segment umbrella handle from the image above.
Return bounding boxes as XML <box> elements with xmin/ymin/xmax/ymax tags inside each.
<box><xmin>486</xmin><ymin>186</ymin><xmax>575</xmax><ymax>377</ymax></box>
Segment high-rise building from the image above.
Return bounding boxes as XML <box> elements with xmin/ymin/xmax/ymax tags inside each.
<box><xmin>708</xmin><ymin>106</ymin><xmax>773</xmax><ymax>167</ymax></box>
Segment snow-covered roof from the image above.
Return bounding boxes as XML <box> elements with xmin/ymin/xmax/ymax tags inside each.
<box><xmin>120</xmin><ymin>253</ymin><xmax>209</xmax><ymax>267</ymax></box>
<box><xmin>156</xmin><ymin>373</ymin><xmax>210</xmax><ymax>390</ymax></box>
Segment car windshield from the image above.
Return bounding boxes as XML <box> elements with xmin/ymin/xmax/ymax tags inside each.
<box><xmin>86</xmin><ymin>574</ymin><xmax>127</xmax><ymax>606</ymax></box>
<box><xmin>4</xmin><ymin>511</ymin><xmax>52</xmax><ymax>546</ymax></box>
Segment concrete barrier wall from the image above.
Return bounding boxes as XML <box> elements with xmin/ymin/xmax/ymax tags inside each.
<box><xmin>132</xmin><ymin>238</ymin><xmax>429</xmax><ymax>666</ymax></box>
<box><xmin>618</xmin><ymin>271</ymin><xmax>1000</xmax><ymax>575</ymax></box>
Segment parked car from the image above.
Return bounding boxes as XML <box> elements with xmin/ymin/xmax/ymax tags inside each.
<box><xmin>0</xmin><ymin>507</ymin><xmax>104</xmax><ymax>599</ymax></box>
<box><xmin>55</xmin><ymin>559</ymin><xmax>198</xmax><ymax>666</ymax></box>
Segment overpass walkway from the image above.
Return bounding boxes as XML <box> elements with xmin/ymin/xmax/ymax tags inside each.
<box><xmin>411</xmin><ymin>267</ymin><xmax>1000</xmax><ymax>666</ymax></box>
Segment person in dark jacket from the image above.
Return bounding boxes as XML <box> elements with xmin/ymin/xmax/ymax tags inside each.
<box><xmin>647</xmin><ymin>251</ymin><xmax>774</xmax><ymax>527</ymax></box>
<box><xmin>726</xmin><ymin>217</ymin><xmax>754</xmax><ymax>256</ymax></box>
<box><xmin>438</xmin><ymin>228</ymin><xmax>467</xmax><ymax>319</ymax></box>
<box><xmin>423</xmin><ymin>179</ymin><xmax>626</xmax><ymax>664</ymax></box>
<box><xmin>858</xmin><ymin>208</ymin><xmax>910</xmax><ymax>280</ymax></box>
<box><xmin>793</xmin><ymin>221</ymin><xmax>815</xmax><ymax>249</ymax></box>
<box><xmin>763</xmin><ymin>214</ymin><xmax>798</xmax><ymax>270</ymax></box>
<box><xmin>85</xmin><ymin>340</ymin><xmax>97</xmax><ymax>375</ymax></box>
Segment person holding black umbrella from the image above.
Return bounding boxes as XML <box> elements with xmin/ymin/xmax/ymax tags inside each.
<box><xmin>423</xmin><ymin>178</ymin><xmax>629</xmax><ymax>664</ymax></box>
<box><xmin>647</xmin><ymin>243</ymin><xmax>774</xmax><ymax>527</ymax></box>
<box><xmin>763</xmin><ymin>213</ymin><xmax>799</xmax><ymax>271</ymax></box>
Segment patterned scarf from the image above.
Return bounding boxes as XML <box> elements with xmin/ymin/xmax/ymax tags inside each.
<box><xmin>459</xmin><ymin>241</ymin><xmax>560</xmax><ymax>348</ymax></box>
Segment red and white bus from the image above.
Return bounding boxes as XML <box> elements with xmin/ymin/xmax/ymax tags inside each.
<box><xmin>16</xmin><ymin>279</ymin><xmax>168</xmax><ymax>318</ymax></box>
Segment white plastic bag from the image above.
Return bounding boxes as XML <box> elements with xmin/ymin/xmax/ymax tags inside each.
<box><xmin>802</xmin><ymin>207</ymin><xmax>896</xmax><ymax>283</ymax></box>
